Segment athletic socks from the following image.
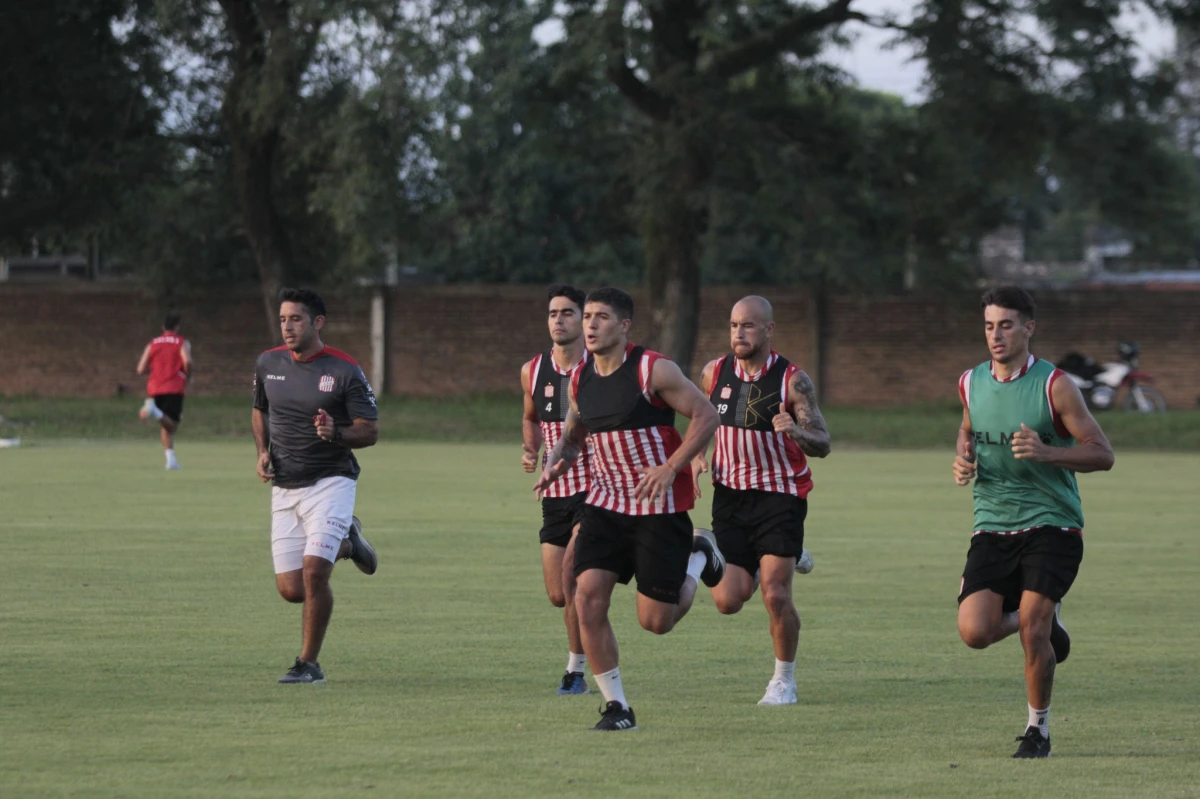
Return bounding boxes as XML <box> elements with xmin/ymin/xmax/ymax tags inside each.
<box><xmin>685</xmin><ymin>551</ymin><xmax>706</xmax><ymax>583</ymax></box>
<box><xmin>567</xmin><ymin>652</ymin><xmax>587</xmax><ymax>675</ymax></box>
<box><xmin>1028</xmin><ymin>704</ymin><xmax>1050</xmax><ymax>737</ymax></box>
<box><xmin>773</xmin><ymin>658</ymin><xmax>795</xmax><ymax>684</ymax></box>
<box><xmin>165</xmin><ymin>449</ymin><xmax>179</xmax><ymax>467</ymax></box>
<box><xmin>594</xmin><ymin>667</ymin><xmax>628</xmax><ymax>710</ymax></box>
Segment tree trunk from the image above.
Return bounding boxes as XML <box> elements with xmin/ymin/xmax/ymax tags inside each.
<box><xmin>641</xmin><ymin>125</ymin><xmax>710</xmax><ymax>377</ymax></box>
<box><xmin>228</xmin><ymin>127</ymin><xmax>293</xmax><ymax>335</ymax></box>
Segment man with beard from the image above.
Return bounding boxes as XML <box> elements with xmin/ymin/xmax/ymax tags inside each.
<box><xmin>520</xmin><ymin>284</ymin><xmax>592</xmax><ymax>694</ymax></box>
<box><xmin>692</xmin><ymin>296</ymin><xmax>829</xmax><ymax>705</ymax></box>
<box><xmin>252</xmin><ymin>288</ymin><xmax>380</xmax><ymax>684</ymax></box>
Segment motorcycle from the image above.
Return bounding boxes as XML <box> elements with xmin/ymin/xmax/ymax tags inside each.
<box><xmin>1055</xmin><ymin>341</ymin><xmax>1167</xmax><ymax>413</ymax></box>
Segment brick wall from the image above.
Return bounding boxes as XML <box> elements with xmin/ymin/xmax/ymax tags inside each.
<box><xmin>1</xmin><ymin>283</ymin><xmax>1196</xmax><ymax>409</ymax></box>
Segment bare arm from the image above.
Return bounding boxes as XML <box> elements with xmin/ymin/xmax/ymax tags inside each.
<box><xmin>315</xmin><ymin>411</ymin><xmax>379</xmax><ymax>449</ymax></box>
<box><xmin>180</xmin><ymin>341</ymin><xmax>193</xmax><ymax>381</ymax></box>
<box><xmin>253</xmin><ymin>407</ymin><xmax>273</xmax><ymax>482</ymax></box>
<box><xmin>520</xmin><ymin>362</ymin><xmax>543</xmax><ymax>471</ymax></box>
<box><xmin>1012</xmin><ymin>378</ymin><xmax>1114</xmax><ymax>472</ymax></box>
<box><xmin>136</xmin><ymin>345</ymin><xmax>151</xmax><ymax>375</ymax></box>
<box><xmin>782</xmin><ymin>370</ymin><xmax>831</xmax><ymax>458</ymax></box>
<box><xmin>690</xmin><ymin>360</ymin><xmax>719</xmax><ymax>496</ymax></box>
<box><xmin>650</xmin><ymin>359</ymin><xmax>719</xmax><ymax>472</ymax></box>
<box><xmin>953</xmin><ymin>403</ymin><xmax>977</xmax><ymax>486</ymax></box>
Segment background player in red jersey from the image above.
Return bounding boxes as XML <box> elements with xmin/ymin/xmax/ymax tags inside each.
<box><xmin>252</xmin><ymin>288</ymin><xmax>380</xmax><ymax>684</ymax></box>
<box><xmin>520</xmin><ymin>284</ymin><xmax>592</xmax><ymax>694</ymax></box>
<box><xmin>135</xmin><ymin>312</ymin><xmax>192</xmax><ymax>470</ymax></box>
<box><xmin>692</xmin><ymin>296</ymin><xmax>830</xmax><ymax>705</ymax></box>
<box><xmin>535</xmin><ymin>287</ymin><xmax>722</xmax><ymax>731</ymax></box>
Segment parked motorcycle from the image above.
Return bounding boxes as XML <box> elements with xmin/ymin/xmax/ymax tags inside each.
<box><xmin>1055</xmin><ymin>341</ymin><xmax>1167</xmax><ymax>413</ymax></box>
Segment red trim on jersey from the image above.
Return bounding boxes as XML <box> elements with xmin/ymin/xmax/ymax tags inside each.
<box><xmin>527</xmin><ymin>355</ymin><xmax>542</xmax><ymax>398</ymax></box>
<box><xmin>705</xmin><ymin>356</ymin><xmax>728</xmax><ymax>396</ymax></box>
<box><xmin>958</xmin><ymin>369</ymin><xmax>972</xmax><ymax>411</ymax></box>
<box><xmin>265</xmin><ymin>345</ymin><xmax>289</xmax><ymax>354</ymax></box>
<box><xmin>639</xmin><ymin>349</ymin><xmax>669</xmax><ymax>409</ymax></box>
<box><xmin>781</xmin><ymin>362</ymin><xmax>798</xmax><ymax>414</ymax></box>
<box><xmin>316</xmin><ymin>346</ymin><xmax>359</xmax><ymax>366</ymax></box>
<box><xmin>1046</xmin><ymin>368</ymin><xmax>1070</xmax><ymax>439</ymax></box>
<box><xmin>990</xmin><ymin>353</ymin><xmax>1036</xmax><ymax>382</ymax></box>
<box><xmin>733</xmin><ymin>351</ymin><xmax>779</xmax><ymax>383</ymax></box>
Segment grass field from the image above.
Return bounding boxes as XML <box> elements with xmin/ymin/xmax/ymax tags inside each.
<box><xmin>2</xmin><ymin>442</ymin><xmax>1199</xmax><ymax>798</ymax></box>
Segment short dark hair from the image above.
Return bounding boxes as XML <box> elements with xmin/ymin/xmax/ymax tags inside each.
<box><xmin>278</xmin><ymin>287</ymin><xmax>326</xmax><ymax>320</ymax></box>
<box><xmin>547</xmin><ymin>284</ymin><xmax>586</xmax><ymax>313</ymax></box>
<box><xmin>163</xmin><ymin>312</ymin><xmax>181</xmax><ymax>331</ymax></box>
<box><xmin>585</xmin><ymin>287</ymin><xmax>634</xmax><ymax>320</ymax></box>
<box><xmin>980</xmin><ymin>286</ymin><xmax>1035</xmax><ymax>321</ymax></box>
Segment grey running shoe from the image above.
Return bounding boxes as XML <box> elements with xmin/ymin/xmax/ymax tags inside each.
<box><xmin>278</xmin><ymin>658</ymin><xmax>325</xmax><ymax>684</ymax></box>
<box><xmin>795</xmin><ymin>549</ymin><xmax>814</xmax><ymax>575</ymax></box>
<box><xmin>344</xmin><ymin>516</ymin><xmax>378</xmax><ymax>575</ymax></box>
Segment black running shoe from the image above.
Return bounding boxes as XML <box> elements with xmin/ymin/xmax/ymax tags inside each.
<box><xmin>592</xmin><ymin>701</ymin><xmax>637</xmax><ymax>731</ymax></box>
<box><xmin>344</xmin><ymin>516</ymin><xmax>378</xmax><ymax>576</ymax></box>
<box><xmin>278</xmin><ymin>658</ymin><xmax>325</xmax><ymax>684</ymax></box>
<box><xmin>1012</xmin><ymin>726</ymin><xmax>1051</xmax><ymax>758</ymax></box>
<box><xmin>1049</xmin><ymin>602</ymin><xmax>1070</xmax><ymax>664</ymax></box>
<box><xmin>691</xmin><ymin>528</ymin><xmax>726</xmax><ymax>588</ymax></box>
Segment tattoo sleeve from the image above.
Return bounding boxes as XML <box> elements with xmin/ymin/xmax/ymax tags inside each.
<box><xmin>789</xmin><ymin>372</ymin><xmax>832</xmax><ymax>458</ymax></box>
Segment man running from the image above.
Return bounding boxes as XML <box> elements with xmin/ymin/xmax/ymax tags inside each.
<box><xmin>521</xmin><ymin>284</ymin><xmax>591</xmax><ymax>694</ymax></box>
<box><xmin>535</xmin><ymin>287</ymin><xmax>723</xmax><ymax>731</ymax></box>
<box><xmin>252</xmin><ymin>288</ymin><xmax>381</xmax><ymax>684</ymax></box>
<box><xmin>136</xmin><ymin>312</ymin><xmax>192</xmax><ymax>470</ymax></box>
<box><xmin>953</xmin><ymin>286</ymin><xmax>1114</xmax><ymax>757</ymax></box>
<box><xmin>692</xmin><ymin>296</ymin><xmax>829</xmax><ymax>705</ymax></box>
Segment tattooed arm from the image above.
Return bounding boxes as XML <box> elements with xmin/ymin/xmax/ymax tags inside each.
<box><xmin>773</xmin><ymin>370</ymin><xmax>832</xmax><ymax>458</ymax></box>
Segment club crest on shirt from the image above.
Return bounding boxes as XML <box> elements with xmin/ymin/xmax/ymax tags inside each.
<box><xmin>318</xmin><ymin>375</ymin><xmax>335</xmax><ymax>392</ymax></box>
<box><xmin>544</xmin><ymin>385</ymin><xmax>554</xmax><ymax>397</ymax></box>
<box><xmin>720</xmin><ymin>386</ymin><xmax>732</xmax><ymax>399</ymax></box>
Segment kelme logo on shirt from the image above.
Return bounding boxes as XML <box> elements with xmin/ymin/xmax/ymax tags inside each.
<box><xmin>974</xmin><ymin>430</ymin><xmax>1052</xmax><ymax>447</ymax></box>
<box><xmin>318</xmin><ymin>375</ymin><xmax>335</xmax><ymax>392</ymax></box>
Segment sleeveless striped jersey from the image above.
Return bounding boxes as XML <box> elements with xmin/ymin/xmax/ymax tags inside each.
<box><xmin>572</xmin><ymin>343</ymin><xmax>693</xmax><ymax>516</ymax></box>
<box><xmin>960</xmin><ymin>354</ymin><xmax>1083</xmax><ymax>535</ymax></box>
<box><xmin>527</xmin><ymin>349</ymin><xmax>590</xmax><ymax>497</ymax></box>
<box><xmin>708</xmin><ymin>351</ymin><xmax>813</xmax><ymax>497</ymax></box>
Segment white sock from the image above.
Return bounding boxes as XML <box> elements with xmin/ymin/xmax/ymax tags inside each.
<box><xmin>594</xmin><ymin>667</ymin><xmax>628</xmax><ymax>710</ymax></box>
<box><xmin>686</xmin><ymin>551</ymin><xmax>706</xmax><ymax>582</ymax></box>
<box><xmin>165</xmin><ymin>448</ymin><xmax>176</xmax><ymax>462</ymax></box>
<box><xmin>1028</xmin><ymin>704</ymin><xmax>1050</xmax><ymax>737</ymax></box>
<box><xmin>773</xmin><ymin>658</ymin><xmax>795</xmax><ymax>684</ymax></box>
<box><xmin>753</xmin><ymin>570</ymin><xmax>761</xmax><ymax>590</ymax></box>
<box><xmin>567</xmin><ymin>652</ymin><xmax>587</xmax><ymax>675</ymax></box>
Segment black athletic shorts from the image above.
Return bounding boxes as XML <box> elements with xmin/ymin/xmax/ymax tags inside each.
<box><xmin>573</xmin><ymin>505</ymin><xmax>693</xmax><ymax>604</ymax></box>
<box><xmin>153</xmin><ymin>394</ymin><xmax>185</xmax><ymax>423</ymax></box>
<box><xmin>711</xmin><ymin>483</ymin><xmax>807</xmax><ymax>573</ymax></box>
<box><xmin>958</xmin><ymin>527</ymin><xmax>1084</xmax><ymax>613</ymax></box>
<box><xmin>540</xmin><ymin>492</ymin><xmax>588</xmax><ymax>548</ymax></box>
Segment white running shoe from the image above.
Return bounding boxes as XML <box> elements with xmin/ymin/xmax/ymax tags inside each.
<box><xmin>758</xmin><ymin>679</ymin><xmax>798</xmax><ymax>706</ymax></box>
<box><xmin>139</xmin><ymin>398</ymin><xmax>162</xmax><ymax>421</ymax></box>
<box><xmin>795</xmin><ymin>549</ymin><xmax>814</xmax><ymax>575</ymax></box>
<box><xmin>165</xmin><ymin>461</ymin><xmax>181</xmax><ymax>470</ymax></box>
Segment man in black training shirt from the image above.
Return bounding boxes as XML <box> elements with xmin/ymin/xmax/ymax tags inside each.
<box><xmin>252</xmin><ymin>288</ymin><xmax>380</xmax><ymax>684</ymax></box>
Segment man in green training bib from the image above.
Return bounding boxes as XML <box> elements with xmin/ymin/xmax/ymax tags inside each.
<box><xmin>952</xmin><ymin>286</ymin><xmax>1114</xmax><ymax>759</ymax></box>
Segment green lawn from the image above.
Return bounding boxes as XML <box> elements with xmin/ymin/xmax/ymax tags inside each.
<box><xmin>1</xmin><ymin>443</ymin><xmax>1198</xmax><ymax>798</ymax></box>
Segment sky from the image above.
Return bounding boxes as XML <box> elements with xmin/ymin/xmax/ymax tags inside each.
<box><xmin>824</xmin><ymin>0</ymin><xmax>1180</xmax><ymax>101</ymax></box>
<box><xmin>535</xmin><ymin>1</ymin><xmax>1182</xmax><ymax>103</ymax></box>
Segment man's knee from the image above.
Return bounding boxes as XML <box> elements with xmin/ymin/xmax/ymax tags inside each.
<box><xmin>276</xmin><ymin>576</ymin><xmax>304</xmax><ymax>603</ymax></box>
<box><xmin>547</xmin><ymin>589</ymin><xmax>567</xmax><ymax>608</ymax></box>
<box><xmin>638</xmin><ymin>611</ymin><xmax>675</xmax><ymax>635</ymax></box>
<box><xmin>761</xmin><ymin>584</ymin><xmax>795</xmax><ymax>619</ymax></box>
<box><xmin>1018</xmin><ymin>618</ymin><xmax>1051</xmax><ymax>651</ymax></box>
<box><xmin>958</xmin><ymin>621</ymin><xmax>992</xmax><ymax>650</ymax></box>
<box><xmin>575</xmin><ymin>585</ymin><xmax>609</xmax><ymax>623</ymax></box>
<box><xmin>713</xmin><ymin>591</ymin><xmax>745</xmax><ymax>615</ymax></box>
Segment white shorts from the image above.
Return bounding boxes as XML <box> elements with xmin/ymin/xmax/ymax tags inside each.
<box><xmin>271</xmin><ymin>476</ymin><xmax>357</xmax><ymax>573</ymax></box>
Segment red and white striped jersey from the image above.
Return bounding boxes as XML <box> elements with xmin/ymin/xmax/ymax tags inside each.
<box><xmin>528</xmin><ymin>350</ymin><xmax>590</xmax><ymax>498</ymax></box>
<box><xmin>708</xmin><ymin>352</ymin><xmax>813</xmax><ymax>498</ymax></box>
<box><xmin>573</xmin><ymin>343</ymin><xmax>693</xmax><ymax>516</ymax></box>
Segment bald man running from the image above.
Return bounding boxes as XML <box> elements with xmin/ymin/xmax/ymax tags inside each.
<box><xmin>692</xmin><ymin>296</ymin><xmax>831</xmax><ymax>705</ymax></box>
